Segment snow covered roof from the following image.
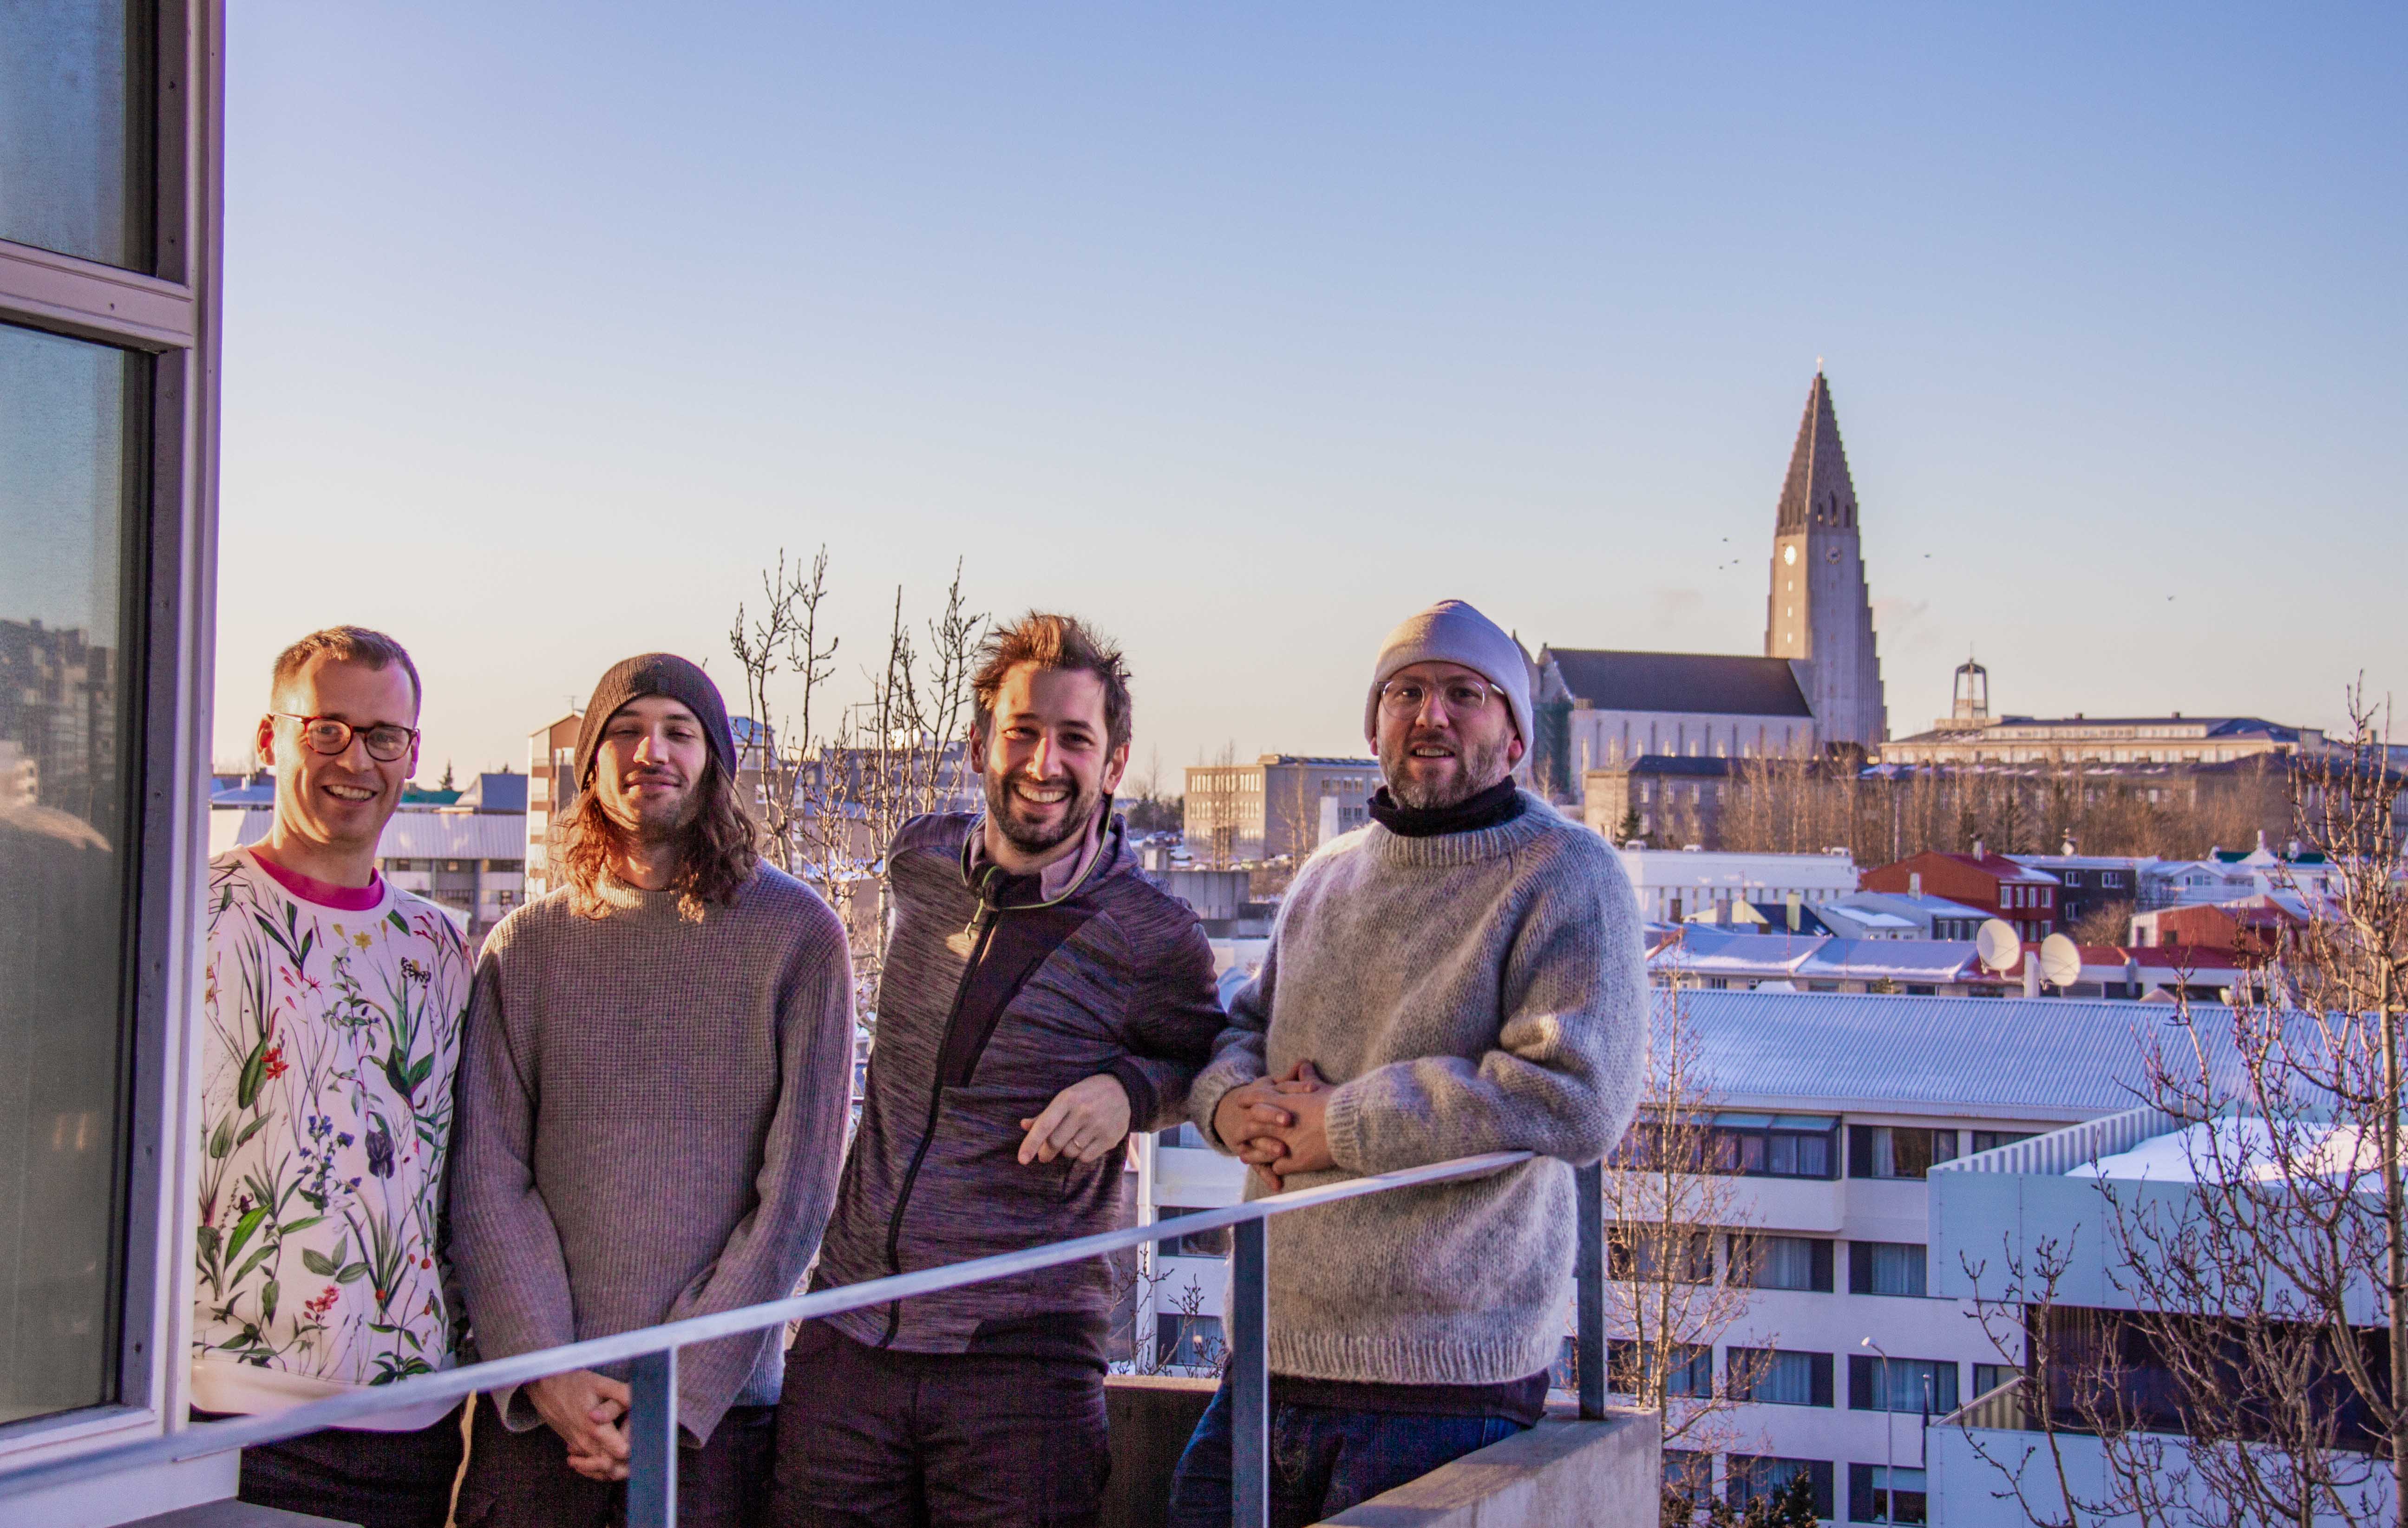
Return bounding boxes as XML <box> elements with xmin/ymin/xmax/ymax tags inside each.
<box><xmin>1665</xmin><ymin>989</ymin><xmax>2244</xmax><ymax>1119</ymax></box>
<box><xmin>2068</xmin><ymin>1117</ymin><xmax>2382</xmax><ymax>1187</ymax></box>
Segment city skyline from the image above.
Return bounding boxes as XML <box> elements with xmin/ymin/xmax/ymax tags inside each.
<box><xmin>211</xmin><ymin>5</ymin><xmax>2405</xmax><ymax>781</ymax></box>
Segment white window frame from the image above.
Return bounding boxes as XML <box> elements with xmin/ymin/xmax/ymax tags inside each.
<box><xmin>0</xmin><ymin>1</ymin><xmax>226</xmax><ymax>1520</ymax></box>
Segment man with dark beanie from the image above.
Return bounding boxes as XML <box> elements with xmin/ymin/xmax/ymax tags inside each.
<box><xmin>772</xmin><ymin>613</ymin><xmax>1224</xmax><ymax>1528</ymax></box>
<box><xmin>1166</xmin><ymin>600</ymin><xmax>1649</xmax><ymax>1528</ymax></box>
<box><xmin>451</xmin><ymin>653</ymin><xmax>855</xmax><ymax>1528</ymax></box>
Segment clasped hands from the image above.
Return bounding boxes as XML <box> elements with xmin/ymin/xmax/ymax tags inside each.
<box><xmin>1212</xmin><ymin>1061</ymin><xmax>1337</xmax><ymax>1188</ymax></box>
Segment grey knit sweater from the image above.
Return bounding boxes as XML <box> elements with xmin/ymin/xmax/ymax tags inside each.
<box><xmin>450</xmin><ymin>868</ymin><xmax>854</xmax><ymax>1444</ymax></box>
<box><xmin>1187</xmin><ymin>793</ymin><xmax>1647</xmax><ymax>1386</ymax></box>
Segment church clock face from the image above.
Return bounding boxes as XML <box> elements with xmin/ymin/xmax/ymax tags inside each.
<box><xmin>1825</xmin><ymin>545</ymin><xmax>1842</xmax><ymax>563</ymax></box>
<box><xmin>1782</xmin><ymin>545</ymin><xmax>1796</xmax><ymax>566</ymax></box>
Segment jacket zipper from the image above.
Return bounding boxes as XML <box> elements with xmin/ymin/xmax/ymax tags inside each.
<box><xmin>877</xmin><ymin>903</ymin><xmax>997</xmax><ymax>1347</ymax></box>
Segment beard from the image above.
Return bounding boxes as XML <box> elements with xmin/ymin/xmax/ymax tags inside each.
<box><xmin>1380</xmin><ymin>727</ymin><xmax>1515</xmax><ymax>811</ymax></box>
<box><xmin>986</xmin><ymin>763</ymin><xmax>1103</xmax><ymax>857</ymax></box>
<box><xmin>600</xmin><ymin>770</ymin><xmax>700</xmax><ymax>846</ymax></box>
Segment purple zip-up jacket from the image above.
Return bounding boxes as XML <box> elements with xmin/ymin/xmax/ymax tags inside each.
<box><xmin>811</xmin><ymin>811</ymin><xmax>1223</xmax><ymax>1365</ymax></box>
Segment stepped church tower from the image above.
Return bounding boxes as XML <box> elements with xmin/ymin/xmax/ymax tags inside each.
<box><xmin>1764</xmin><ymin>372</ymin><xmax>1886</xmax><ymax>749</ymax></box>
<box><xmin>1526</xmin><ymin>371</ymin><xmax>1891</xmax><ymax>805</ymax></box>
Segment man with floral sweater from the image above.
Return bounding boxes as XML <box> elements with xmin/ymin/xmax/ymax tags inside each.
<box><xmin>192</xmin><ymin>627</ymin><xmax>472</xmax><ymax>1528</ymax></box>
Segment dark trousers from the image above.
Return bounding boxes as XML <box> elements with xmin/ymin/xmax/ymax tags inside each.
<box><xmin>454</xmin><ymin>1389</ymin><xmax>774</xmax><ymax>1528</ymax></box>
<box><xmin>770</xmin><ymin>1320</ymin><xmax>1110</xmax><ymax>1528</ymax></box>
<box><xmin>195</xmin><ymin>1403</ymin><xmax>466</xmax><ymax>1528</ymax></box>
<box><xmin>1164</xmin><ymin>1381</ymin><xmax>1527</xmax><ymax>1528</ymax></box>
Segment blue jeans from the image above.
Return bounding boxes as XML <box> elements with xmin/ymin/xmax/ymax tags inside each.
<box><xmin>1165</xmin><ymin>1381</ymin><xmax>1527</xmax><ymax>1528</ymax></box>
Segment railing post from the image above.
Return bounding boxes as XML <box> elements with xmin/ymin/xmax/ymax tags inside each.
<box><xmin>627</xmin><ymin>1348</ymin><xmax>678</xmax><ymax>1528</ymax></box>
<box><xmin>1576</xmin><ymin>1159</ymin><xmax>1606</xmax><ymax>1420</ymax></box>
<box><xmin>1230</xmin><ymin>1216</ymin><xmax>1269</xmax><ymax>1528</ymax></box>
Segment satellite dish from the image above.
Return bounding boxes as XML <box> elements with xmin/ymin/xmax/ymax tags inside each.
<box><xmin>2040</xmin><ymin>933</ymin><xmax>2082</xmax><ymax>989</ymax></box>
<box><xmin>1975</xmin><ymin>919</ymin><xmax>2022</xmax><ymax>973</ymax></box>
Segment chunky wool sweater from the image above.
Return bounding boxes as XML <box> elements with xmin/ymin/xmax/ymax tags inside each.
<box><xmin>449</xmin><ymin>867</ymin><xmax>854</xmax><ymax>1444</ymax></box>
<box><xmin>1188</xmin><ymin>792</ymin><xmax>1647</xmax><ymax>1387</ymax></box>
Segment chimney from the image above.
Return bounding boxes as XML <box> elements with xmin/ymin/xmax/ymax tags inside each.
<box><xmin>2061</xmin><ymin>834</ymin><xmax>2075</xmax><ymax>856</ymax></box>
<box><xmin>1909</xmin><ymin>871</ymin><xmax>1923</xmax><ymax>897</ymax></box>
<box><xmin>1786</xmin><ymin>890</ymin><xmax>1802</xmax><ymax>932</ymax></box>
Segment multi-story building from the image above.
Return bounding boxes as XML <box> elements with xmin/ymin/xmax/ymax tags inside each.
<box><xmin>1617</xmin><ymin>846</ymin><xmax>1858</xmax><ymax>926</ymax></box>
<box><xmin>1859</xmin><ymin>850</ymin><xmax>2061</xmax><ymax>943</ymax></box>
<box><xmin>1880</xmin><ymin>659</ymin><xmax>2331</xmax><ymax>769</ymax></box>
<box><xmin>1130</xmin><ymin>988</ymin><xmax>2238</xmax><ymax>1521</ymax></box>
<box><xmin>1584</xmin><ymin>756</ymin><xmax>1737</xmax><ymax>847</ymax></box>
<box><xmin>1182</xmin><ymin>754</ymin><xmax>1377</xmax><ymax>865</ymax></box>
<box><xmin>524</xmin><ymin>712</ymin><xmax>582</xmax><ymax>900</ymax></box>
<box><xmin>2002</xmin><ymin>854</ymin><xmax>2143</xmax><ymax>929</ymax></box>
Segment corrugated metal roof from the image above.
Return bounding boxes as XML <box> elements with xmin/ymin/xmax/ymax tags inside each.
<box><xmin>1662</xmin><ymin>987</ymin><xmax>2239</xmax><ymax>1120</ymax></box>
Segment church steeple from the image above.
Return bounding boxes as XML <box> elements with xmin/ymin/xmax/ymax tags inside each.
<box><xmin>1766</xmin><ymin>371</ymin><xmax>1887</xmax><ymax>748</ymax></box>
<box><xmin>1775</xmin><ymin>371</ymin><xmax>1859</xmax><ymax>537</ymax></box>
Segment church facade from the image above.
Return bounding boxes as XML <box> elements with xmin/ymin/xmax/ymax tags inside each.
<box><xmin>1531</xmin><ymin>373</ymin><xmax>1889</xmax><ymax>804</ymax></box>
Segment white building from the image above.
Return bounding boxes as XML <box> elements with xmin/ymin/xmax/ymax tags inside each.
<box><xmin>210</xmin><ymin>804</ymin><xmax>528</xmax><ymax>944</ymax></box>
<box><xmin>1617</xmin><ymin>846</ymin><xmax>1859</xmax><ymax>926</ymax></box>
<box><xmin>1927</xmin><ymin>1109</ymin><xmax>2392</xmax><ymax>1528</ymax></box>
<box><xmin>1129</xmin><ymin>988</ymin><xmax>2225</xmax><ymax>1524</ymax></box>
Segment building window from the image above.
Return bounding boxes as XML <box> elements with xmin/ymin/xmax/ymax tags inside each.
<box><xmin>1152</xmin><ymin>1206</ymin><xmax>1232</xmax><ymax>1259</ymax></box>
<box><xmin>1155</xmin><ymin>1313</ymin><xmax>1224</xmax><ymax>1370</ymax></box>
<box><xmin>1664</xmin><ymin>1450</ymin><xmax>1714</xmax><ymax>1511</ymax></box>
<box><xmin>1607</xmin><ymin>1228</ymin><xmax>1711</xmax><ymax>1283</ymax></box>
<box><xmin>1726</xmin><ymin>1456</ymin><xmax>1833</xmax><ymax>1520</ymax></box>
<box><xmin>0</xmin><ymin>321</ymin><xmax>151</xmax><ymax>1426</ymax></box>
<box><xmin>1849</xmin><ymin>1354</ymin><xmax>1958</xmax><ymax>1415</ymax></box>
<box><xmin>1848</xmin><ymin>1241</ymin><xmax>1929</xmax><ymax>1298</ymax></box>
<box><xmin>1849</xmin><ymin>1464</ymin><xmax>1928</xmax><ymax>1524</ymax></box>
<box><xmin>1607</xmin><ymin>1339</ymin><xmax>1711</xmax><ymax>1398</ymax></box>
<box><xmin>1972</xmin><ymin>1362</ymin><xmax>2018</xmax><ymax>1398</ymax></box>
<box><xmin>1729</xmin><ymin>1348</ymin><xmax>1834</xmax><ymax>1407</ymax></box>
<box><xmin>1968</xmin><ymin>1130</ymin><xmax>2035</xmax><ymax>1154</ymax></box>
<box><xmin>1732</xmin><ymin>1234</ymin><xmax>1834</xmax><ymax>1292</ymax></box>
<box><xmin>1849</xmin><ymin>1126</ymin><xmax>1958</xmax><ymax>1180</ymax></box>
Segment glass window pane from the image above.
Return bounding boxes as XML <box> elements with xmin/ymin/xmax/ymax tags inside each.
<box><xmin>0</xmin><ymin>320</ymin><xmax>145</xmax><ymax>1424</ymax></box>
<box><xmin>0</xmin><ymin>0</ymin><xmax>155</xmax><ymax>268</ymax></box>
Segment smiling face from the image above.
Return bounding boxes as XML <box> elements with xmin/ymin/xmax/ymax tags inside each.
<box><xmin>258</xmin><ymin>655</ymin><xmax>419</xmax><ymax>855</ymax></box>
<box><xmin>591</xmin><ymin>695</ymin><xmax>711</xmax><ymax>845</ymax></box>
<box><xmin>975</xmin><ymin>662</ymin><xmax>1128</xmax><ymax>860</ymax></box>
<box><xmin>1375</xmin><ymin>660</ymin><xmax>1524</xmax><ymax>810</ymax></box>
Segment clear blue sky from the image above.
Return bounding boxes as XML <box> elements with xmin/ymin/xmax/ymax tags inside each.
<box><xmin>215</xmin><ymin>3</ymin><xmax>2408</xmax><ymax>786</ymax></box>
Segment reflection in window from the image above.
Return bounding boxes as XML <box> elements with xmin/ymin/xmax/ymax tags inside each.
<box><xmin>0</xmin><ymin>321</ymin><xmax>146</xmax><ymax>1424</ymax></box>
<box><xmin>0</xmin><ymin>0</ymin><xmax>155</xmax><ymax>269</ymax></box>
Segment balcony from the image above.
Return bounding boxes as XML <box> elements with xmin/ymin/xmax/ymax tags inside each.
<box><xmin>1</xmin><ymin>1155</ymin><xmax>1659</xmax><ymax>1528</ymax></box>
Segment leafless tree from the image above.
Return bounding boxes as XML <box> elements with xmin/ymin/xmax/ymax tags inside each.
<box><xmin>1603</xmin><ymin>983</ymin><xmax>1773</xmax><ymax>1476</ymax></box>
<box><xmin>1958</xmin><ymin>687</ymin><xmax>2406</xmax><ymax>1528</ymax></box>
<box><xmin>727</xmin><ymin>546</ymin><xmax>838</xmax><ymax>874</ymax></box>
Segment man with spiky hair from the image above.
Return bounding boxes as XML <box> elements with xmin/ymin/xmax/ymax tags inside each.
<box><xmin>772</xmin><ymin>613</ymin><xmax>1225</xmax><ymax>1528</ymax></box>
<box><xmin>452</xmin><ymin>653</ymin><xmax>855</xmax><ymax>1528</ymax></box>
<box><xmin>190</xmin><ymin>626</ymin><xmax>472</xmax><ymax>1528</ymax></box>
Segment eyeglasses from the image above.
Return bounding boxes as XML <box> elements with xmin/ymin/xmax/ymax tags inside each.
<box><xmin>1377</xmin><ymin>678</ymin><xmax>1504</xmax><ymax>716</ymax></box>
<box><xmin>270</xmin><ymin>712</ymin><xmax>419</xmax><ymax>763</ymax></box>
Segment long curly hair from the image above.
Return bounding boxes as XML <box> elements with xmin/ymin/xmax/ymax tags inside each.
<box><xmin>555</xmin><ymin>755</ymin><xmax>758</xmax><ymax>921</ymax></box>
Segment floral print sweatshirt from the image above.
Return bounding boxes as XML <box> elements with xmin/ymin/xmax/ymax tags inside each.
<box><xmin>191</xmin><ymin>846</ymin><xmax>470</xmax><ymax>1428</ymax></box>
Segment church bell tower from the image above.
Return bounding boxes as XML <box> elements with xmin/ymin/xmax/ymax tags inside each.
<box><xmin>1765</xmin><ymin>372</ymin><xmax>1887</xmax><ymax>748</ymax></box>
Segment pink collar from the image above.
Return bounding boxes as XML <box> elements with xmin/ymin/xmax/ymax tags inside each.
<box><xmin>248</xmin><ymin>846</ymin><xmax>385</xmax><ymax>912</ymax></box>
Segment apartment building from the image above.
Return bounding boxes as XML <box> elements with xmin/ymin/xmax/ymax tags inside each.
<box><xmin>1129</xmin><ymin>989</ymin><xmax>2231</xmax><ymax>1522</ymax></box>
<box><xmin>1183</xmin><ymin>754</ymin><xmax>1378</xmax><ymax>865</ymax></box>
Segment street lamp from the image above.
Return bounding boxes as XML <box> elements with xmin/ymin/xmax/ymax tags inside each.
<box><xmin>1862</xmin><ymin>1337</ymin><xmax>1895</xmax><ymax>1528</ymax></box>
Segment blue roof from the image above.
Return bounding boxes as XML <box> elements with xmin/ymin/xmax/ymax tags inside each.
<box><xmin>1662</xmin><ymin>988</ymin><xmax>2242</xmax><ymax>1121</ymax></box>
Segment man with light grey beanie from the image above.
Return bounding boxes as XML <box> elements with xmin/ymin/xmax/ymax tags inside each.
<box><xmin>1165</xmin><ymin>599</ymin><xmax>1649</xmax><ymax>1527</ymax></box>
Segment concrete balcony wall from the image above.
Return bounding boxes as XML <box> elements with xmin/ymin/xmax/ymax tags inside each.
<box><xmin>1102</xmin><ymin>1378</ymin><xmax>1661</xmax><ymax>1528</ymax></box>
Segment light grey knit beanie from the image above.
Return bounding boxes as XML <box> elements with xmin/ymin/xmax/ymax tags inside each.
<box><xmin>1362</xmin><ymin>599</ymin><xmax>1532</xmax><ymax>748</ymax></box>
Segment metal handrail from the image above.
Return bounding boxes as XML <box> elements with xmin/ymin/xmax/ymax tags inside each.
<box><xmin>0</xmin><ymin>1150</ymin><xmax>1611</xmax><ymax>1528</ymax></box>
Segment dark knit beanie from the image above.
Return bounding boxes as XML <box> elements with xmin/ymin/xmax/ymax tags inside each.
<box><xmin>572</xmin><ymin>653</ymin><xmax>737</xmax><ymax>789</ymax></box>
